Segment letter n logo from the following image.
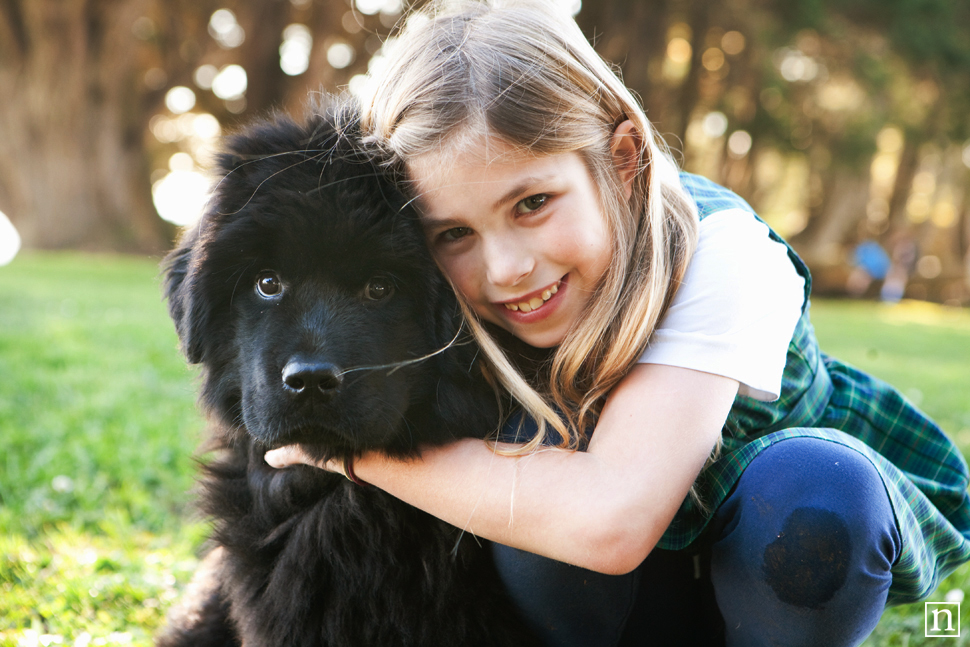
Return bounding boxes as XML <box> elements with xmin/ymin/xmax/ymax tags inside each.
<box><xmin>926</xmin><ymin>602</ymin><xmax>961</xmax><ymax>637</ymax></box>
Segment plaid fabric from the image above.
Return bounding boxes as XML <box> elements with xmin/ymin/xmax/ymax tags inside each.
<box><xmin>654</xmin><ymin>174</ymin><xmax>970</xmax><ymax>604</ymax></box>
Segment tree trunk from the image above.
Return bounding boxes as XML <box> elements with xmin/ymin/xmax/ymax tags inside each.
<box><xmin>0</xmin><ymin>0</ymin><xmax>171</xmax><ymax>253</ymax></box>
<box><xmin>884</xmin><ymin>133</ymin><xmax>920</xmax><ymax>236</ymax></box>
<box><xmin>235</xmin><ymin>0</ymin><xmax>291</xmax><ymax>117</ymax></box>
<box><xmin>672</xmin><ymin>0</ymin><xmax>711</xmax><ymax>149</ymax></box>
<box><xmin>576</xmin><ymin>0</ymin><xmax>670</xmax><ymax>126</ymax></box>
<box><xmin>789</xmin><ymin>169</ymin><xmax>870</xmax><ymax>264</ymax></box>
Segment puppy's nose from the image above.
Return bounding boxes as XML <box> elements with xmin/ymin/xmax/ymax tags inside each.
<box><xmin>281</xmin><ymin>360</ymin><xmax>343</xmax><ymax>396</ymax></box>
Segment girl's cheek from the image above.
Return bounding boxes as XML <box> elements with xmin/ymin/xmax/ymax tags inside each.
<box><xmin>432</xmin><ymin>253</ymin><xmax>471</xmax><ymax>292</ymax></box>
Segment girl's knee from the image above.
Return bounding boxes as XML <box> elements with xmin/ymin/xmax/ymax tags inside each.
<box><xmin>759</xmin><ymin>505</ymin><xmax>854</xmax><ymax>608</ymax></box>
<box><xmin>715</xmin><ymin>437</ymin><xmax>901</xmax><ymax>565</ymax></box>
<box><xmin>722</xmin><ymin>437</ymin><xmax>897</xmax><ymax>533</ymax></box>
<box><xmin>711</xmin><ymin>437</ymin><xmax>899</xmax><ymax>642</ymax></box>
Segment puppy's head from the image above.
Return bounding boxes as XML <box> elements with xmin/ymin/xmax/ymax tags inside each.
<box><xmin>164</xmin><ymin>102</ymin><xmax>498</xmax><ymax>460</ymax></box>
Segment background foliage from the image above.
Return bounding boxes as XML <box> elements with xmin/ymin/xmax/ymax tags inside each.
<box><xmin>1</xmin><ymin>0</ymin><xmax>968</xmax><ymax>301</ymax></box>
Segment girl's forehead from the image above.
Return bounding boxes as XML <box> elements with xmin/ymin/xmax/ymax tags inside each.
<box><xmin>410</xmin><ymin>142</ymin><xmax>556</xmax><ymax>198</ymax></box>
<box><xmin>409</xmin><ymin>148</ymin><xmax>595</xmax><ymax>226</ymax></box>
<box><xmin>411</xmin><ymin>131</ymin><xmax>535</xmax><ymax>175</ymax></box>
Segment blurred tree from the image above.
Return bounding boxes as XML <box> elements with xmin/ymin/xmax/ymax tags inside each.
<box><xmin>0</xmin><ymin>0</ymin><xmax>179</xmax><ymax>252</ymax></box>
<box><xmin>578</xmin><ymin>0</ymin><xmax>970</xmax><ymax>291</ymax></box>
<box><xmin>1</xmin><ymin>0</ymin><xmax>968</xmax><ymax>294</ymax></box>
<box><xmin>0</xmin><ymin>0</ymin><xmax>391</xmax><ymax>252</ymax></box>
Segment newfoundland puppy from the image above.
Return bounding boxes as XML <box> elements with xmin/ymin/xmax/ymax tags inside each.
<box><xmin>157</xmin><ymin>102</ymin><xmax>538</xmax><ymax>646</ymax></box>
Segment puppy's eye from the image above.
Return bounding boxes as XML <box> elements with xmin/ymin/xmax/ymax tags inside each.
<box><xmin>365</xmin><ymin>277</ymin><xmax>394</xmax><ymax>301</ymax></box>
<box><xmin>255</xmin><ymin>271</ymin><xmax>283</xmax><ymax>299</ymax></box>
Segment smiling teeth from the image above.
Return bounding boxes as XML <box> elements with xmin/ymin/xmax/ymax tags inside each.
<box><xmin>504</xmin><ymin>282</ymin><xmax>559</xmax><ymax>312</ymax></box>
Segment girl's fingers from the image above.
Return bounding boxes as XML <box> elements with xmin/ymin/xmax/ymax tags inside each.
<box><xmin>265</xmin><ymin>445</ymin><xmax>316</xmax><ymax>469</ymax></box>
<box><xmin>264</xmin><ymin>446</ymin><xmax>347</xmax><ymax>477</ymax></box>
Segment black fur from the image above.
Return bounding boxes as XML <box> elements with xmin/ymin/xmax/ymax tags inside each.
<box><xmin>157</xmin><ymin>102</ymin><xmax>538</xmax><ymax>646</ymax></box>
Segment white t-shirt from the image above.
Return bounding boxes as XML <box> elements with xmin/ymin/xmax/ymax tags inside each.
<box><xmin>638</xmin><ymin>209</ymin><xmax>805</xmax><ymax>401</ymax></box>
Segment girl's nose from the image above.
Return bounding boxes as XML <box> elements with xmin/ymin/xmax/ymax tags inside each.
<box><xmin>483</xmin><ymin>238</ymin><xmax>534</xmax><ymax>288</ymax></box>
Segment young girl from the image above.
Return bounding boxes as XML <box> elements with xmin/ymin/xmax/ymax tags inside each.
<box><xmin>266</xmin><ymin>1</ymin><xmax>970</xmax><ymax>644</ymax></box>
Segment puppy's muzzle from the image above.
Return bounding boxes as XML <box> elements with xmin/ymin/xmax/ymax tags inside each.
<box><xmin>282</xmin><ymin>358</ymin><xmax>343</xmax><ymax>399</ymax></box>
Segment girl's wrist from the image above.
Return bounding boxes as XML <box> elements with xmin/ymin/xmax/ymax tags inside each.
<box><xmin>342</xmin><ymin>454</ymin><xmax>370</xmax><ymax>486</ymax></box>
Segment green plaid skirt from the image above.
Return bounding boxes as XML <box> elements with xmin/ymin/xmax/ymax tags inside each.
<box><xmin>662</xmin><ymin>173</ymin><xmax>970</xmax><ymax>605</ymax></box>
<box><xmin>656</xmin><ymin>311</ymin><xmax>970</xmax><ymax>604</ymax></box>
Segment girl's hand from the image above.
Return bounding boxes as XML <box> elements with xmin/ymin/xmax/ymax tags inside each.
<box><xmin>265</xmin><ymin>445</ymin><xmax>339</xmax><ymax>474</ymax></box>
<box><xmin>265</xmin><ymin>446</ymin><xmax>375</xmax><ymax>488</ymax></box>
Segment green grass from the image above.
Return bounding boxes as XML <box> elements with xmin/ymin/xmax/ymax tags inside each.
<box><xmin>811</xmin><ymin>298</ymin><xmax>970</xmax><ymax>646</ymax></box>
<box><xmin>0</xmin><ymin>253</ymin><xmax>208</xmax><ymax>645</ymax></box>
<box><xmin>1</xmin><ymin>253</ymin><xmax>969</xmax><ymax>645</ymax></box>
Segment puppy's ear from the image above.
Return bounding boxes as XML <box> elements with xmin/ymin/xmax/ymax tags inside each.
<box><xmin>162</xmin><ymin>227</ymin><xmax>207</xmax><ymax>364</ymax></box>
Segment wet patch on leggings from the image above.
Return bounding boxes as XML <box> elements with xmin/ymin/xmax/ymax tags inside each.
<box><xmin>762</xmin><ymin>507</ymin><xmax>851</xmax><ymax>609</ymax></box>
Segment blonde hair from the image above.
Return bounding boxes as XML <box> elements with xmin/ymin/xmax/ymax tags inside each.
<box><xmin>359</xmin><ymin>0</ymin><xmax>699</xmax><ymax>452</ymax></box>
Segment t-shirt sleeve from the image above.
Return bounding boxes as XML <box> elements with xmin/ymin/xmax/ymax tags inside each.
<box><xmin>638</xmin><ymin>208</ymin><xmax>805</xmax><ymax>401</ymax></box>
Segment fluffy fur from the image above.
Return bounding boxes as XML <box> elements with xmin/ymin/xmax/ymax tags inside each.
<box><xmin>157</xmin><ymin>103</ymin><xmax>538</xmax><ymax>646</ymax></box>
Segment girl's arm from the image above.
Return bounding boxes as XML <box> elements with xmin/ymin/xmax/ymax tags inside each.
<box><xmin>266</xmin><ymin>363</ymin><xmax>738</xmax><ymax>575</ymax></box>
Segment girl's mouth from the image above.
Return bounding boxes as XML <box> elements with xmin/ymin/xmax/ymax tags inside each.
<box><xmin>501</xmin><ymin>279</ymin><xmax>562</xmax><ymax>314</ymax></box>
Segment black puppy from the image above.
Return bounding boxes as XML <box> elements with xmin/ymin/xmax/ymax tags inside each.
<box><xmin>157</xmin><ymin>102</ymin><xmax>538</xmax><ymax>646</ymax></box>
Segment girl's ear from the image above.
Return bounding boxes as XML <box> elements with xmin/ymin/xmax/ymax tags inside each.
<box><xmin>610</xmin><ymin>120</ymin><xmax>641</xmax><ymax>200</ymax></box>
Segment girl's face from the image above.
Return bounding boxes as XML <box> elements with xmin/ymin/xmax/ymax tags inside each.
<box><xmin>410</xmin><ymin>138</ymin><xmax>613</xmax><ymax>348</ymax></box>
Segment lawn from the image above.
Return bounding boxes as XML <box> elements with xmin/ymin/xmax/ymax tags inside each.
<box><xmin>1</xmin><ymin>252</ymin><xmax>969</xmax><ymax>646</ymax></box>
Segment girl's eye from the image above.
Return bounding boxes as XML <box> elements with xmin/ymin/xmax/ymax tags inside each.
<box><xmin>516</xmin><ymin>194</ymin><xmax>547</xmax><ymax>214</ymax></box>
<box><xmin>441</xmin><ymin>227</ymin><xmax>472</xmax><ymax>242</ymax></box>
<box><xmin>255</xmin><ymin>271</ymin><xmax>283</xmax><ymax>299</ymax></box>
<box><xmin>365</xmin><ymin>277</ymin><xmax>394</xmax><ymax>301</ymax></box>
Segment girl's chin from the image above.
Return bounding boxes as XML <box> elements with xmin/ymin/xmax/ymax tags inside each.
<box><xmin>475</xmin><ymin>313</ymin><xmax>566</xmax><ymax>348</ymax></box>
<box><xmin>503</xmin><ymin>316</ymin><xmax>572</xmax><ymax>348</ymax></box>
<box><xmin>514</xmin><ymin>330</ymin><xmax>566</xmax><ymax>349</ymax></box>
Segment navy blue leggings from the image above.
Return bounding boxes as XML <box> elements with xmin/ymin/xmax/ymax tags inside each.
<box><xmin>491</xmin><ymin>437</ymin><xmax>901</xmax><ymax>647</ymax></box>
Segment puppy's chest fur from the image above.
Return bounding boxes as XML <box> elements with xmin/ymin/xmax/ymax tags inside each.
<box><xmin>200</xmin><ymin>439</ymin><xmax>527</xmax><ymax>646</ymax></box>
<box><xmin>157</xmin><ymin>105</ymin><xmax>538</xmax><ymax>646</ymax></box>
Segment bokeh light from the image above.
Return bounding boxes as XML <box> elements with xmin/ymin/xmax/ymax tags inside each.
<box><xmin>777</xmin><ymin>48</ymin><xmax>819</xmax><ymax>82</ymax></box>
<box><xmin>353</xmin><ymin>0</ymin><xmax>406</xmax><ymax>16</ymax></box>
<box><xmin>168</xmin><ymin>152</ymin><xmax>195</xmax><ymax>172</ymax></box>
<box><xmin>702</xmin><ymin>112</ymin><xmax>729</xmax><ymax>138</ymax></box>
<box><xmin>667</xmin><ymin>38</ymin><xmax>692</xmax><ymax>64</ymax></box>
<box><xmin>194</xmin><ymin>64</ymin><xmax>219</xmax><ymax>90</ymax></box>
<box><xmin>721</xmin><ymin>31</ymin><xmax>746</xmax><ymax>55</ymax></box>
<box><xmin>192</xmin><ymin>113</ymin><xmax>221</xmax><ymax>139</ymax></box>
<box><xmin>355</xmin><ymin>0</ymin><xmax>386</xmax><ymax>16</ymax></box>
<box><xmin>212</xmin><ymin>65</ymin><xmax>248</xmax><ymax>100</ymax></box>
<box><xmin>164</xmin><ymin>87</ymin><xmax>196</xmax><ymax>114</ymax></box>
<box><xmin>348</xmin><ymin>74</ymin><xmax>370</xmax><ymax>98</ymax></box>
<box><xmin>152</xmin><ymin>171</ymin><xmax>211</xmax><ymax>227</ymax></box>
<box><xmin>280</xmin><ymin>24</ymin><xmax>313</xmax><ymax>76</ymax></box>
<box><xmin>326</xmin><ymin>42</ymin><xmax>355</xmax><ymax>70</ymax></box>
<box><xmin>150</xmin><ymin>113</ymin><xmax>221</xmax><ymax>146</ymax></box>
<box><xmin>917</xmin><ymin>255</ymin><xmax>942</xmax><ymax>279</ymax></box>
<box><xmin>727</xmin><ymin>130</ymin><xmax>753</xmax><ymax>158</ymax></box>
<box><xmin>702</xmin><ymin>48</ymin><xmax>725</xmax><ymax>72</ymax></box>
<box><xmin>209</xmin><ymin>9</ymin><xmax>245</xmax><ymax>49</ymax></box>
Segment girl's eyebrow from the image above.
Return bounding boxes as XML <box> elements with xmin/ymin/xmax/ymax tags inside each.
<box><xmin>493</xmin><ymin>174</ymin><xmax>554</xmax><ymax>210</ymax></box>
<box><xmin>421</xmin><ymin>215</ymin><xmax>466</xmax><ymax>231</ymax></box>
